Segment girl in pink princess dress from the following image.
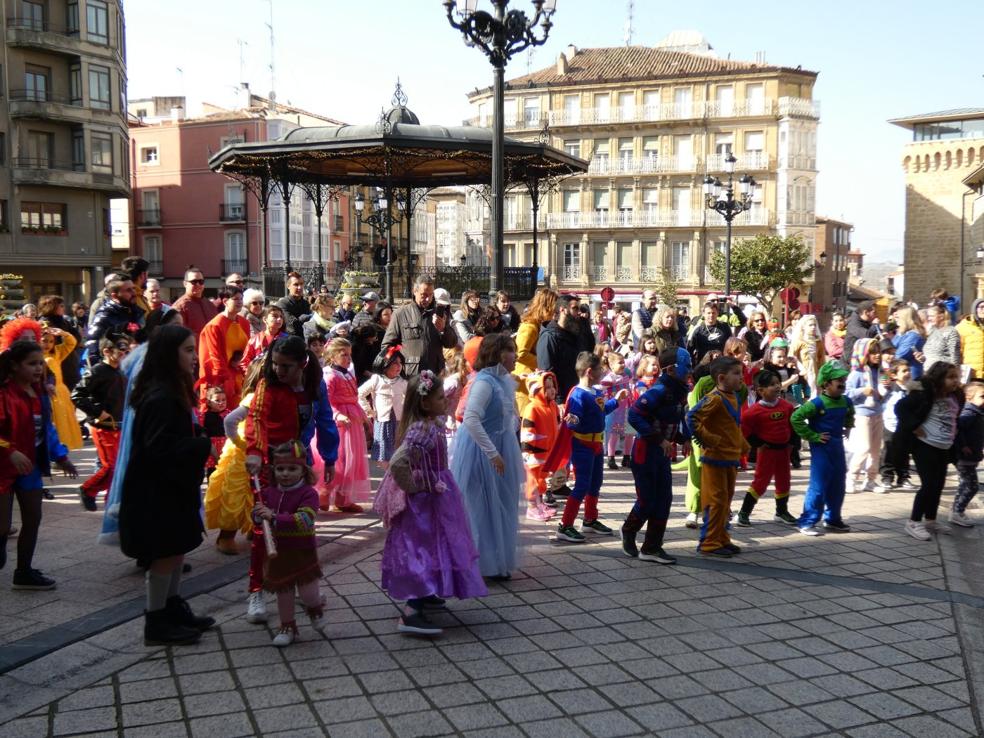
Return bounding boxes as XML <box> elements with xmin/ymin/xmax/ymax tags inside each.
<box><xmin>317</xmin><ymin>338</ymin><xmax>371</xmax><ymax>513</ymax></box>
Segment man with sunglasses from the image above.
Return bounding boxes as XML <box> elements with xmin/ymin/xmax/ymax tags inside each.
<box><xmin>172</xmin><ymin>267</ymin><xmax>217</xmax><ymax>338</ymax></box>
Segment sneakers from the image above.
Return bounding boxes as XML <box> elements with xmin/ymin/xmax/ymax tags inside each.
<box><xmin>42</xmin><ymin>489</ymin><xmax>54</xmax><ymax>500</ymax></box>
<box><xmin>607</xmin><ymin>456</ymin><xmax>617</xmax><ymax>470</ymax></box>
<box><xmin>555</xmin><ymin>524</ymin><xmax>585</xmax><ymax>543</ymax></box>
<box><xmin>950</xmin><ymin>510</ymin><xmax>974</xmax><ymax>527</ymax></box>
<box><xmin>543</xmin><ymin>492</ymin><xmax>558</xmax><ymax>508</ymax></box>
<box><xmin>79</xmin><ymin>487</ymin><xmax>97</xmax><ymax>512</ymax></box>
<box><xmin>621</xmin><ymin>529</ymin><xmax>638</xmax><ymax>558</ymax></box>
<box><xmin>898</xmin><ymin>479</ymin><xmax>919</xmax><ymax>491</ymax></box>
<box><xmin>735</xmin><ymin>512</ymin><xmax>752</xmax><ymax>527</ymax></box>
<box><xmin>11</xmin><ymin>568</ymin><xmax>56</xmax><ymax>590</ymax></box>
<box><xmin>925</xmin><ymin>519</ymin><xmax>952</xmax><ymax>535</ymax></box>
<box><xmin>822</xmin><ymin>520</ymin><xmax>851</xmax><ymax>533</ymax></box>
<box><xmin>861</xmin><ymin>480</ymin><xmax>887</xmax><ymax>494</ymax></box>
<box><xmin>526</xmin><ymin>503</ymin><xmax>555</xmax><ymax>522</ymax></box>
<box><xmin>272</xmin><ymin>621</ymin><xmax>298</xmax><ymax>647</ymax></box>
<box><xmin>308</xmin><ymin>610</ymin><xmax>327</xmax><ymax>635</ymax></box>
<box><xmin>418</xmin><ymin>595</ymin><xmax>447</xmax><ymax>609</ymax></box>
<box><xmin>773</xmin><ymin>510</ymin><xmax>798</xmax><ymax>525</ymax></box>
<box><xmin>581</xmin><ymin>519</ymin><xmax>613</xmax><ymax>536</ymax></box>
<box><xmin>845</xmin><ymin>477</ymin><xmax>858</xmax><ymax>495</ymax></box>
<box><xmin>638</xmin><ymin>547</ymin><xmax>677</xmax><ymax>564</ymax></box>
<box><xmin>553</xmin><ymin>485</ymin><xmax>572</xmax><ymax>498</ymax></box>
<box><xmin>397</xmin><ymin>610</ymin><xmax>443</xmax><ymax>636</ymax></box>
<box><xmin>799</xmin><ymin>526</ymin><xmax>824</xmax><ymax>537</ymax></box>
<box><xmin>246</xmin><ymin>591</ymin><xmax>268</xmax><ymax>623</ymax></box>
<box><xmin>699</xmin><ymin>547</ymin><xmax>732</xmax><ymax>558</ymax></box>
<box><xmin>723</xmin><ymin>542</ymin><xmax>741</xmax><ymax>554</ymax></box>
<box><xmin>904</xmin><ymin>520</ymin><xmax>931</xmax><ymax>541</ymax></box>
<box><xmin>684</xmin><ymin>512</ymin><xmax>699</xmax><ymax>529</ymax></box>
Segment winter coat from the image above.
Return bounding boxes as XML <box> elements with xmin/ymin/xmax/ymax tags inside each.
<box><xmin>956</xmin><ymin>298</ymin><xmax>984</xmax><ymax>378</ymax></box>
<box><xmin>687</xmin><ymin>321</ymin><xmax>733</xmax><ymax>363</ymax></box>
<box><xmin>379</xmin><ymin>300</ymin><xmax>457</xmax><ymax>378</ymax></box>
<box><xmin>71</xmin><ymin>362</ymin><xmax>126</xmax><ymax>428</ymax></box>
<box><xmin>535</xmin><ymin>320</ymin><xmax>580</xmax><ymax>400</ymax></box>
<box><xmin>275</xmin><ymin>295</ymin><xmax>312</xmax><ymax>338</ymax></box>
<box><xmin>84</xmin><ymin>300</ymin><xmax>143</xmax><ymax>366</ymax></box>
<box><xmin>513</xmin><ymin>320</ymin><xmax>542</xmax><ymax>413</ymax></box>
<box><xmin>956</xmin><ymin>402</ymin><xmax>984</xmax><ymax>464</ymax></box>
<box><xmin>893</xmin><ymin>330</ymin><xmax>927</xmax><ymax>379</ymax></box>
<box><xmin>451</xmin><ymin>308</ymin><xmax>478</xmax><ymax>346</ymax></box>
<box><xmin>844</xmin><ymin>312</ymin><xmax>879</xmax><ymax>362</ymax></box>
<box><xmin>0</xmin><ymin>380</ymin><xmax>67</xmax><ymax>490</ymax></box>
<box><xmin>923</xmin><ymin>325</ymin><xmax>961</xmax><ymax>372</ymax></box>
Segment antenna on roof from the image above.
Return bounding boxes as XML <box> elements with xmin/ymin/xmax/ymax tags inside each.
<box><xmin>265</xmin><ymin>0</ymin><xmax>276</xmax><ymax>106</ymax></box>
<box><xmin>624</xmin><ymin>0</ymin><xmax>634</xmax><ymax>46</ymax></box>
<box><xmin>237</xmin><ymin>38</ymin><xmax>248</xmax><ymax>87</ymax></box>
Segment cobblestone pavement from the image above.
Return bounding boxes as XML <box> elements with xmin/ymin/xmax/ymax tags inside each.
<box><xmin>2</xmin><ymin>445</ymin><xmax>984</xmax><ymax>737</ymax></box>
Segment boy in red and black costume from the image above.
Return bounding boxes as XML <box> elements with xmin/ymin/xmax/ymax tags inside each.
<box><xmin>736</xmin><ymin>369</ymin><xmax>798</xmax><ymax>526</ymax></box>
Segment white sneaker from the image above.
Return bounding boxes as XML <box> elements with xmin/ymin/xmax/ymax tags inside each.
<box><xmin>870</xmin><ymin>482</ymin><xmax>888</xmax><ymax>494</ymax></box>
<box><xmin>272</xmin><ymin>625</ymin><xmax>296</xmax><ymax>647</ymax></box>
<box><xmin>246</xmin><ymin>591</ymin><xmax>268</xmax><ymax>624</ymax></box>
<box><xmin>950</xmin><ymin>511</ymin><xmax>975</xmax><ymax>528</ymax></box>
<box><xmin>846</xmin><ymin>477</ymin><xmax>858</xmax><ymax>494</ymax></box>
<box><xmin>925</xmin><ymin>520</ymin><xmax>952</xmax><ymax>535</ymax></box>
<box><xmin>898</xmin><ymin>480</ymin><xmax>919</xmax><ymax>491</ymax></box>
<box><xmin>685</xmin><ymin>512</ymin><xmax>699</xmax><ymax>529</ymax></box>
<box><xmin>860</xmin><ymin>480</ymin><xmax>875</xmax><ymax>492</ymax></box>
<box><xmin>904</xmin><ymin>520</ymin><xmax>931</xmax><ymax>541</ymax></box>
<box><xmin>309</xmin><ymin>612</ymin><xmax>327</xmax><ymax>635</ymax></box>
<box><xmin>799</xmin><ymin>525</ymin><xmax>824</xmax><ymax>537</ymax></box>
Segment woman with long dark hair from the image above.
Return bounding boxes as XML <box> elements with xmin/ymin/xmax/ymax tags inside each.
<box><xmin>119</xmin><ymin>324</ymin><xmax>215</xmax><ymax>646</ymax></box>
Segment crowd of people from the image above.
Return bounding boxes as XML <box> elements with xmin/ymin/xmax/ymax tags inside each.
<box><xmin>1</xmin><ymin>267</ymin><xmax>983</xmax><ymax>648</ymax></box>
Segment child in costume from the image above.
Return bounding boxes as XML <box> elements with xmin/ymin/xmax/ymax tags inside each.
<box><xmin>320</xmin><ymin>338</ymin><xmax>371</xmax><ymax>513</ymax></box>
<box><xmin>555</xmin><ymin>351</ymin><xmax>627</xmax><ymax>543</ymax></box>
<box><xmin>520</xmin><ymin>370</ymin><xmax>560</xmax><ymax>521</ymax></box>
<box><xmin>790</xmin><ymin>314</ymin><xmax>826</xmax><ymax>398</ymax></box>
<box><xmin>359</xmin><ymin>345</ymin><xmax>407</xmax><ymax>469</ymax></box>
<box><xmin>761</xmin><ymin>338</ymin><xmax>807</xmax><ymax>468</ymax></box>
<box><xmin>40</xmin><ymin>326</ymin><xmax>82</xmax><ymax>450</ymax></box>
<box><xmin>602</xmin><ymin>351</ymin><xmax>634</xmax><ymax>470</ymax></box>
<box><xmin>622</xmin><ymin>348</ymin><xmax>691</xmax><ymax>564</ymax></box>
<box><xmin>736</xmin><ymin>370</ymin><xmax>798</xmax><ymax>527</ymax></box>
<box><xmin>252</xmin><ymin>440</ymin><xmax>326</xmax><ymax>647</ymax></box>
<box><xmin>72</xmin><ymin>336</ymin><xmax>127</xmax><ymax>511</ymax></box>
<box><xmin>198</xmin><ymin>387</ymin><xmax>229</xmax><ymax>479</ymax></box>
<box><xmin>792</xmin><ymin>360</ymin><xmax>855</xmax><ymax>536</ymax></box>
<box><xmin>880</xmin><ymin>358</ymin><xmax>914</xmax><ymax>490</ymax></box>
<box><xmin>951</xmin><ymin>381</ymin><xmax>984</xmax><ymax>527</ymax></box>
<box><xmin>240</xmin><ymin>305</ymin><xmax>287</xmax><ymax>372</ymax></box>
<box><xmin>375</xmin><ymin>370</ymin><xmax>488</xmax><ymax>636</ymax></box>
<box><xmin>686</xmin><ymin>356</ymin><xmax>750</xmax><ymax>557</ymax></box>
<box><xmin>845</xmin><ymin>338</ymin><xmax>887</xmax><ymax>493</ymax></box>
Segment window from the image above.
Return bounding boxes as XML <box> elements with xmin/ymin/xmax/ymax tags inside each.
<box><xmin>563</xmin><ymin>94</ymin><xmax>580</xmax><ymax>124</ymax></box>
<box><xmin>0</xmin><ymin>133</ymin><xmax>6</xmax><ymax>166</ymax></box>
<box><xmin>593</xmin><ymin>190</ymin><xmax>609</xmax><ymax>212</ymax></box>
<box><xmin>143</xmin><ymin>235</ymin><xmax>162</xmax><ymax>268</ymax></box>
<box><xmin>593</xmin><ymin>139</ymin><xmax>609</xmax><ymax>164</ymax></box>
<box><xmin>616</xmin><ymin>242</ymin><xmax>631</xmax><ymax>268</ymax></box>
<box><xmin>24</xmin><ymin>65</ymin><xmax>49</xmax><ymax>102</ymax></box>
<box><xmin>26</xmin><ymin>130</ymin><xmax>53</xmax><ymax>167</ymax></box>
<box><xmin>618</xmin><ymin>91</ymin><xmax>634</xmax><ymax>120</ymax></box>
<box><xmin>89</xmin><ymin>65</ymin><xmax>111</xmax><ymax>110</ymax></box>
<box><xmin>141</xmin><ymin>189</ymin><xmax>160</xmax><ymax>213</ymax></box>
<box><xmin>86</xmin><ymin>0</ymin><xmax>109</xmax><ymax>44</ymax></box>
<box><xmin>674</xmin><ymin>187</ymin><xmax>690</xmax><ymax>225</ymax></box>
<box><xmin>72</xmin><ymin>129</ymin><xmax>84</xmax><ymax>170</ymax></box>
<box><xmin>745</xmin><ymin>131</ymin><xmax>764</xmax><ymax>153</ymax></box>
<box><xmin>715</xmin><ymin>133</ymin><xmax>733</xmax><ymax>156</ymax></box>
<box><xmin>69</xmin><ymin>64</ymin><xmax>82</xmax><ymax>105</ymax></box>
<box><xmin>523</xmin><ymin>97</ymin><xmax>540</xmax><ymax>126</ymax></box>
<box><xmin>477</xmin><ymin>102</ymin><xmax>489</xmax><ymax>126</ymax></box>
<box><xmin>746</xmin><ymin>83</ymin><xmax>765</xmax><ymax>115</ymax></box>
<box><xmin>618</xmin><ymin>137</ymin><xmax>633</xmax><ymax>164</ymax></box>
<box><xmin>21</xmin><ymin>1</ymin><xmax>44</xmax><ymax>31</ymax></box>
<box><xmin>563</xmin><ymin>190</ymin><xmax>580</xmax><ymax>212</ymax></box>
<box><xmin>224</xmin><ymin>185</ymin><xmax>244</xmax><ymax>220</ymax></box>
<box><xmin>670</xmin><ymin>241</ymin><xmax>690</xmax><ymax>281</ymax></box>
<box><xmin>220</xmin><ymin>135</ymin><xmax>245</xmax><ymax>148</ymax></box>
<box><xmin>593</xmin><ymin>93</ymin><xmax>610</xmax><ymax>122</ymax></box>
<box><xmin>674</xmin><ymin>135</ymin><xmax>693</xmax><ymax>168</ymax></box>
<box><xmin>715</xmin><ymin>85</ymin><xmax>734</xmax><ymax>116</ymax></box>
<box><xmin>0</xmin><ymin>200</ymin><xmax>8</xmax><ymax>232</ymax></box>
<box><xmin>563</xmin><ymin>242</ymin><xmax>581</xmax><ymax>273</ymax></box>
<box><xmin>642</xmin><ymin>188</ymin><xmax>659</xmax><ymax>213</ymax></box>
<box><xmin>503</xmin><ymin>97</ymin><xmax>516</xmax><ymax>124</ymax></box>
<box><xmin>642</xmin><ymin>241</ymin><xmax>659</xmax><ymax>267</ymax></box>
<box><xmin>21</xmin><ymin>202</ymin><xmax>66</xmax><ymax>233</ymax></box>
<box><xmin>642</xmin><ymin>89</ymin><xmax>660</xmax><ymax>117</ymax></box>
<box><xmin>673</xmin><ymin>87</ymin><xmax>692</xmax><ymax>116</ymax></box>
<box><xmin>225</xmin><ymin>231</ymin><xmax>246</xmax><ymax>261</ymax></box>
<box><xmin>563</xmin><ymin>139</ymin><xmax>580</xmax><ymax>158</ymax></box>
<box><xmin>617</xmin><ymin>188</ymin><xmax>633</xmax><ymax>212</ymax></box>
<box><xmin>91</xmin><ymin>132</ymin><xmax>112</xmax><ymax>170</ymax></box>
<box><xmin>67</xmin><ymin>1</ymin><xmax>79</xmax><ymax>34</ymax></box>
<box><xmin>139</xmin><ymin>145</ymin><xmax>158</xmax><ymax>165</ymax></box>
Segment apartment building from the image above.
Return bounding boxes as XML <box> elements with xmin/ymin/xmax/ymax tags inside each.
<box><xmin>128</xmin><ymin>94</ymin><xmax>351</xmax><ymax>299</ymax></box>
<box><xmin>466</xmin><ymin>33</ymin><xmax>820</xmax><ymax>310</ymax></box>
<box><xmin>813</xmin><ymin>217</ymin><xmax>853</xmax><ymax>315</ymax></box>
<box><xmin>0</xmin><ymin>0</ymin><xmax>128</xmax><ymax>303</ymax></box>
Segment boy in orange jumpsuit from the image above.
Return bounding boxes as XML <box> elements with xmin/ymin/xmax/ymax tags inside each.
<box><xmin>686</xmin><ymin>356</ymin><xmax>750</xmax><ymax>557</ymax></box>
<box><xmin>520</xmin><ymin>371</ymin><xmax>560</xmax><ymax>521</ymax></box>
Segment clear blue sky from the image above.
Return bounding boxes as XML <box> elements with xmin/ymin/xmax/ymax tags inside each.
<box><xmin>125</xmin><ymin>0</ymin><xmax>983</xmax><ymax>263</ymax></box>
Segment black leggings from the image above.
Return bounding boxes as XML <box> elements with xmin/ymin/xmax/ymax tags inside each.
<box><xmin>0</xmin><ymin>487</ymin><xmax>43</xmax><ymax>570</ymax></box>
<box><xmin>911</xmin><ymin>440</ymin><xmax>949</xmax><ymax>522</ymax></box>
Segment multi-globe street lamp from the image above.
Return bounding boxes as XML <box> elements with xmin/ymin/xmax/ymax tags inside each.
<box><xmin>703</xmin><ymin>153</ymin><xmax>756</xmax><ymax>312</ymax></box>
<box><xmin>444</xmin><ymin>0</ymin><xmax>556</xmax><ymax>300</ymax></box>
<box><xmin>354</xmin><ymin>187</ymin><xmax>405</xmax><ymax>303</ymax></box>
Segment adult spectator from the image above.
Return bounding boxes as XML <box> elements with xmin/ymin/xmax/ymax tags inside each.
<box><xmin>687</xmin><ymin>302</ymin><xmax>733</xmax><ymax>363</ymax></box>
<box><xmin>373</xmin><ymin>301</ymin><xmax>393</xmax><ymax>335</ymax></box>
<box><xmin>88</xmin><ymin>272</ymin><xmax>125</xmax><ymax>325</ymax></box>
<box><xmin>535</xmin><ymin>294</ymin><xmax>581</xmax><ymax>400</ymax></box>
<box><xmin>843</xmin><ymin>301</ymin><xmax>880</xmax><ymax>361</ymax></box>
<box><xmin>495</xmin><ymin>291</ymin><xmax>521</xmax><ymax>333</ymax></box>
<box><xmin>474</xmin><ymin>306</ymin><xmax>504</xmax><ymax>336</ymax></box>
<box><xmin>69</xmin><ymin>302</ymin><xmax>89</xmax><ymax>334</ymax></box>
<box><xmin>892</xmin><ymin>306</ymin><xmax>927</xmax><ymax>378</ymax></box>
<box><xmin>823</xmin><ymin>312</ymin><xmax>847</xmax><ymax>361</ymax></box>
<box><xmin>241</xmin><ymin>289</ymin><xmax>265</xmax><ymax>335</ymax></box>
<box><xmin>592</xmin><ymin>308</ymin><xmax>613</xmax><ymax>344</ymax></box>
<box><xmin>84</xmin><ymin>275</ymin><xmax>142</xmax><ymax>366</ymax></box>
<box><xmin>562</xmin><ymin>295</ymin><xmax>595</xmax><ymax>354</ymax></box>
<box><xmin>379</xmin><ymin>275</ymin><xmax>457</xmax><ymax>377</ymax></box>
<box><xmin>275</xmin><ymin>271</ymin><xmax>311</xmax><ymax>338</ymax></box>
<box><xmin>652</xmin><ymin>304</ymin><xmax>683</xmax><ymax>354</ymax></box>
<box><xmin>333</xmin><ymin>293</ymin><xmax>356</xmax><ymax>324</ymax></box>
<box><xmin>513</xmin><ymin>288</ymin><xmax>558</xmax><ymax>412</ymax></box>
<box><xmin>20</xmin><ymin>303</ymin><xmax>37</xmax><ymax>318</ymax></box>
<box><xmin>738</xmin><ymin>309</ymin><xmax>769</xmax><ymax>362</ymax></box>
<box><xmin>452</xmin><ymin>290</ymin><xmax>482</xmax><ymax>346</ymax></box>
<box><xmin>303</xmin><ymin>294</ymin><xmax>336</xmax><ymax>345</ymax></box>
<box><xmin>38</xmin><ymin>295</ymin><xmax>82</xmax><ymax>389</ymax></box>
<box><xmin>211</xmin><ymin>273</ymin><xmax>245</xmax><ymax>310</ymax></box>
<box><xmin>121</xmin><ymin>256</ymin><xmax>152</xmax><ymax>316</ymax></box>
<box><xmin>957</xmin><ymin>298</ymin><xmax>984</xmax><ymax>378</ymax></box>
<box><xmin>631</xmin><ymin>290</ymin><xmax>658</xmax><ymax>349</ymax></box>
<box><xmin>171</xmin><ymin>267</ymin><xmax>218</xmax><ymax>339</ymax></box>
<box><xmin>929</xmin><ymin>288</ymin><xmax>961</xmax><ymax>325</ymax></box>
<box><xmin>922</xmin><ymin>303</ymin><xmax>961</xmax><ymax>372</ymax></box>
<box><xmin>145</xmin><ymin>279</ymin><xmax>165</xmax><ymax>313</ymax></box>
<box><xmin>198</xmin><ymin>287</ymin><xmax>250</xmax><ymax>408</ymax></box>
<box><xmin>352</xmin><ymin>291</ymin><xmax>380</xmax><ymax>329</ymax></box>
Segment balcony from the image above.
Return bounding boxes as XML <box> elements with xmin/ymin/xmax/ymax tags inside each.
<box><xmin>705</xmin><ymin>151</ymin><xmax>770</xmax><ymax>171</ymax></box>
<box><xmin>588</xmin><ymin>264</ymin><xmax>609</xmax><ymax>282</ymax></box>
<box><xmin>136</xmin><ymin>209</ymin><xmax>162</xmax><ymax>227</ymax></box>
<box><xmin>587</xmin><ymin>155</ymin><xmax>696</xmax><ymax>175</ymax></box>
<box><xmin>546</xmin><ymin>209</ymin><xmax>772</xmax><ymax>230</ymax></box>
<box><xmin>615</xmin><ymin>266</ymin><xmax>633</xmax><ymax>282</ymax></box>
<box><xmin>147</xmin><ymin>259</ymin><xmax>163</xmax><ymax>276</ymax></box>
<box><xmin>7</xmin><ymin>89</ymin><xmax>117</xmax><ymax>124</ymax></box>
<box><xmin>503</xmin><ymin>213</ymin><xmax>548</xmax><ymax>232</ymax></box>
<box><xmin>778</xmin><ymin>97</ymin><xmax>821</xmax><ymax>120</ymax></box>
<box><xmin>781</xmin><ymin>153</ymin><xmax>817</xmax><ymax>170</ymax></box>
<box><xmin>640</xmin><ymin>266</ymin><xmax>661</xmax><ymax>282</ymax></box>
<box><xmin>10</xmin><ymin>157</ymin><xmax>128</xmax><ymax>196</ymax></box>
<box><xmin>222</xmin><ymin>258</ymin><xmax>249</xmax><ymax>275</ymax></box>
<box><xmin>5</xmin><ymin>16</ymin><xmax>119</xmax><ymax>61</ymax></box>
<box><xmin>561</xmin><ymin>265</ymin><xmax>583</xmax><ymax>282</ymax></box>
<box><xmin>543</xmin><ymin>98</ymin><xmax>807</xmax><ymax>128</ymax></box>
<box><xmin>219</xmin><ymin>203</ymin><xmax>245</xmax><ymax>222</ymax></box>
<box><xmin>780</xmin><ymin>209</ymin><xmax>815</xmax><ymax>227</ymax></box>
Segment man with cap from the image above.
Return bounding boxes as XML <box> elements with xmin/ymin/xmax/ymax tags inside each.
<box><xmin>352</xmin><ymin>291</ymin><xmax>380</xmax><ymax>329</ymax></box>
<box><xmin>379</xmin><ymin>275</ymin><xmax>457</xmax><ymax>378</ymax></box>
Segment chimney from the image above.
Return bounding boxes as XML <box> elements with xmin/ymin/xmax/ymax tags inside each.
<box><xmin>170</xmin><ymin>106</ymin><xmax>184</xmax><ymax>122</ymax></box>
<box><xmin>556</xmin><ymin>52</ymin><xmax>568</xmax><ymax>75</ymax></box>
<box><xmin>557</xmin><ymin>44</ymin><xmax>577</xmax><ymax>74</ymax></box>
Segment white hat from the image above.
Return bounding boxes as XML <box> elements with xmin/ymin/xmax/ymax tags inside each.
<box><xmin>433</xmin><ymin>288</ymin><xmax>452</xmax><ymax>306</ymax></box>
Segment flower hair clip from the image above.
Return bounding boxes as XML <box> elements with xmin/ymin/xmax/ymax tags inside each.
<box><xmin>417</xmin><ymin>370</ymin><xmax>437</xmax><ymax>396</ymax></box>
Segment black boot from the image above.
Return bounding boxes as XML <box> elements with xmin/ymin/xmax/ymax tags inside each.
<box><xmin>736</xmin><ymin>493</ymin><xmax>757</xmax><ymax>527</ymax></box>
<box><xmin>621</xmin><ymin>454</ymin><xmax>631</xmax><ymax>468</ymax></box>
<box><xmin>607</xmin><ymin>456</ymin><xmax>617</xmax><ymax>470</ymax></box>
<box><xmin>144</xmin><ymin>608</ymin><xmax>201</xmax><ymax>646</ymax></box>
<box><xmin>165</xmin><ymin>595</ymin><xmax>215</xmax><ymax>632</ymax></box>
<box><xmin>774</xmin><ymin>496</ymin><xmax>797</xmax><ymax>525</ymax></box>
<box><xmin>621</xmin><ymin>513</ymin><xmax>643</xmax><ymax>557</ymax></box>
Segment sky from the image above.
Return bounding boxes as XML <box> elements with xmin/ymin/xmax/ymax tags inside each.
<box><xmin>125</xmin><ymin>0</ymin><xmax>983</xmax><ymax>264</ymax></box>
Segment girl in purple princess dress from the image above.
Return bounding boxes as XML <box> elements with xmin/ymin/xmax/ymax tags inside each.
<box><xmin>374</xmin><ymin>370</ymin><xmax>487</xmax><ymax>636</ymax></box>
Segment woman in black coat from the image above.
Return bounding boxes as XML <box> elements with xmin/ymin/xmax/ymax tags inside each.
<box><xmin>119</xmin><ymin>324</ymin><xmax>215</xmax><ymax>646</ymax></box>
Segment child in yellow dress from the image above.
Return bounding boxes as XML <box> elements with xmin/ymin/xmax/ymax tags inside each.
<box><xmin>40</xmin><ymin>326</ymin><xmax>83</xmax><ymax>450</ymax></box>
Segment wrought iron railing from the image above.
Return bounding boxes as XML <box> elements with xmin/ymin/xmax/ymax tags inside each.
<box><xmin>222</xmin><ymin>258</ymin><xmax>248</xmax><ymax>276</ymax></box>
<box><xmin>136</xmin><ymin>208</ymin><xmax>162</xmax><ymax>227</ymax></box>
<box><xmin>219</xmin><ymin>203</ymin><xmax>245</xmax><ymax>221</ymax></box>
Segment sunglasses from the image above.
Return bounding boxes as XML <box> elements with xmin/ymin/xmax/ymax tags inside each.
<box><xmin>187</xmin><ymin>279</ymin><xmax>205</xmax><ymax>285</ymax></box>
<box><xmin>249</xmin><ymin>300</ymin><xmax>264</xmax><ymax>306</ymax></box>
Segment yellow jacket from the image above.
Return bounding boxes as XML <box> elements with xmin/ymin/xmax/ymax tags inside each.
<box><xmin>512</xmin><ymin>321</ymin><xmax>541</xmax><ymax>413</ymax></box>
<box><xmin>957</xmin><ymin>313</ymin><xmax>984</xmax><ymax>378</ymax></box>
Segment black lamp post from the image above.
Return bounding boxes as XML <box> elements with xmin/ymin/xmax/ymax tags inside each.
<box><xmin>444</xmin><ymin>0</ymin><xmax>556</xmax><ymax>300</ymax></box>
<box><xmin>703</xmin><ymin>153</ymin><xmax>756</xmax><ymax>310</ymax></box>
<box><xmin>354</xmin><ymin>187</ymin><xmax>405</xmax><ymax>303</ymax></box>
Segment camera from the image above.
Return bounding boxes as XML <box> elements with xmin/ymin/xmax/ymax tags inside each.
<box><xmin>434</xmin><ymin>303</ymin><xmax>450</xmax><ymax>319</ymax></box>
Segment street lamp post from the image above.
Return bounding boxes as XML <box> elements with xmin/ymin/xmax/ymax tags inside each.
<box><xmin>703</xmin><ymin>153</ymin><xmax>756</xmax><ymax>312</ymax></box>
<box><xmin>444</xmin><ymin>0</ymin><xmax>556</xmax><ymax>300</ymax></box>
<box><xmin>354</xmin><ymin>187</ymin><xmax>405</xmax><ymax>303</ymax></box>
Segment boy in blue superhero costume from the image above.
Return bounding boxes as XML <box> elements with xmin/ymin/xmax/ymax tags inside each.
<box><xmin>791</xmin><ymin>360</ymin><xmax>855</xmax><ymax>536</ymax></box>
<box><xmin>622</xmin><ymin>348</ymin><xmax>692</xmax><ymax>563</ymax></box>
<box><xmin>556</xmin><ymin>351</ymin><xmax>627</xmax><ymax>543</ymax></box>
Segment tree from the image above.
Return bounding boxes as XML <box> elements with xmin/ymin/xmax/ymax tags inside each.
<box><xmin>708</xmin><ymin>234</ymin><xmax>814</xmax><ymax>314</ymax></box>
<box><xmin>652</xmin><ymin>271</ymin><xmax>680</xmax><ymax>307</ymax></box>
